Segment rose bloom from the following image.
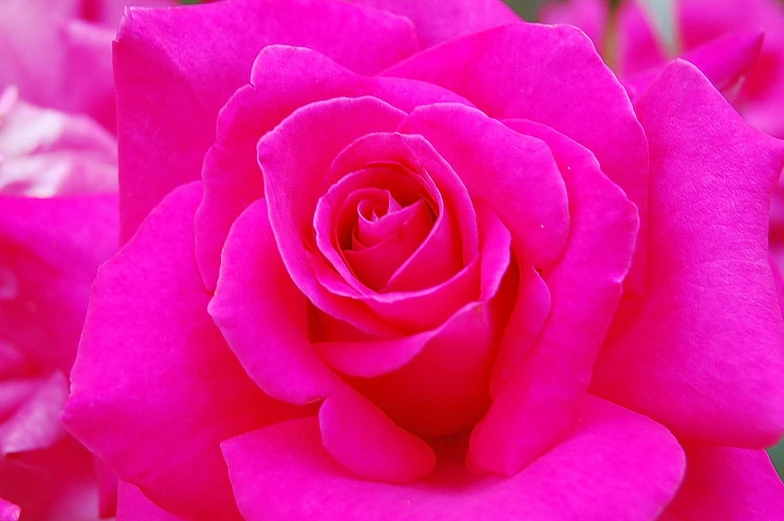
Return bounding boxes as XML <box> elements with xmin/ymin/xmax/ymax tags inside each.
<box><xmin>0</xmin><ymin>0</ymin><xmax>174</xmax><ymax>131</ymax></box>
<box><xmin>63</xmin><ymin>0</ymin><xmax>784</xmax><ymax>520</ymax></box>
<box><xmin>0</xmin><ymin>87</ymin><xmax>118</xmax><ymax>520</ymax></box>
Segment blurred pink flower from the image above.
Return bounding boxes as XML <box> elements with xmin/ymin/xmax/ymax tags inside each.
<box><xmin>0</xmin><ymin>0</ymin><xmax>174</xmax><ymax>131</ymax></box>
<box><xmin>0</xmin><ymin>86</ymin><xmax>118</xmax><ymax>520</ymax></box>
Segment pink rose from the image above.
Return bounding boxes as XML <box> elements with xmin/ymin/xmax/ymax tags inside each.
<box><xmin>0</xmin><ymin>87</ymin><xmax>119</xmax><ymax>519</ymax></box>
<box><xmin>0</xmin><ymin>0</ymin><xmax>175</xmax><ymax>131</ymax></box>
<box><xmin>64</xmin><ymin>1</ymin><xmax>784</xmax><ymax>520</ymax></box>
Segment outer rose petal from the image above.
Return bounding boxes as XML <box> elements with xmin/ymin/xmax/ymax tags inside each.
<box><xmin>593</xmin><ymin>61</ymin><xmax>784</xmax><ymax>447</ymax></box>
<box><xmin>210</xmin><ymin>197</ymin><xmax>338</xmax><ymax>406</ymax></box>
<box><xmin>348</xmin><ymin>0</ymin><xmax>520</xmax><ymax>48</ymax></box>
<box><xmin>386</xmin><ymin>22</ymin><xmax>649</xmax><ymax>292</ymax></box>
<box><xmin>63</xmin><ymin>183</ymin><xmax>301</xmax><ymax>521</ymax></box>
<box><xmin>116</xmin><ymin>482</ymin><xmax>186</xmax><ymax>521</ymax></box>
<box><xmin>115</xmin><ymin>0</ymin><xmax>419</xmax><ymax>240</ymax></box>
<box><xmin>467</xmin><ymin>119</ymin><xmax>639</xmax><ymax>475</ymax></box>
<box><xmin>539</xmin><ymin>0</ymin><xmax>609</xmax><ymax>51</ymax></box>
<box><xmin>661</xmin><ymin>447</ymin><xmax>784</xmax><ymax>521</ymax></box>
<box><xmin>222</xmin><ymin>397</ymin><xmax>684</xmax><ymax>521</ymax></box>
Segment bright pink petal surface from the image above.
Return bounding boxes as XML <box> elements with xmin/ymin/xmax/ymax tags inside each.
<box><xmin>468</xmin><ymin>119</ymin><xmax>639</xmax><ymax>475</ymax></box>
<box><xmin>63</xmin><ymin>183</ymin><xmax>301</xmax><ymax>521</ymax></box>
<box><xmin>348</xmin><ymin>0</ymin><xmax>520</xmax><ymax>48</ymax></box>
<box><xmin>196</xmin><ymin>45</ymin><xmax>470</xmax><ymax>291</ymax></box>
<box><xmin>116</xmin><ymin>0</ymin><xmax>419</xmax><ymax>240</ymax></box>
<box><xmin>319</xmin><ymin>385</ymin><xmax>435</xmax><ymax>483</ymax></box>
<box><xmin>116</xmin><ymin>482</ymin><xmax>186</xmax><ymax>521</ymax></box>
<box><xmin>223</xmin><ymin>397</ymin><xmax>684</xmax><ymax>521</ymax></box>
<box><xmin>0</xmin><ymin>499</ymin><xmax>19</xmax><ymax>521</ymax></box>
<box><xmin>662</xmin><ymin>447</ymin><xmax>784</xmax><ymax>520</ymax></box>
<box><xmin>593</xmin><ymin>61</ymin><xmax>784</xmax><ymax>447</ymax></box>
<box><xmin>386</xmin><ymin>23</ymin><xmax>649</xmax><ymax>291</ymax></box>
<box><xmin>210</xmin><ymin>197</ymin><xmax>337</xmax><ymax>406</ymax></box>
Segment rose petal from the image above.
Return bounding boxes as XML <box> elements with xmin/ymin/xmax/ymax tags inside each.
<box><xmin>468</xmin><ymin>119</ymin><xmax>639</xmax><ymax>475</ymax></box>
<box><xmin>210</xmin><ymin>197</ymin><xmax>338</xmax><ymax>406</ymax></box>
<box><xmin>398</xmin><ymin>102</ymin><xmax>569</xmax><ymax>269</ymax></box>
<box><xmin>115</xmin><ymin>0</ymin><xmax>419</xmax><ymax>240</ymax></box>
<box><xmin>63</xmin><ymin>183</ymin><xmax>301</xmax><ymax>521</ymax></box>
<box><xmin>0</xmin><ymin>194</ymin><xmax>118</xmax><ymax>374</ymax></box>
<box><xmin>349</xmin><ymin>0</ymin><xmax>520</xmax><ymax>48</ymax></box>
<box><xmin>0</xmin><ymin>499</ymin><xmax>19</xmax><ymax>521</ymax></box>
<box><xmin>319</xmin><ymin>384</ymin><xmax>436</xmax><ymax>483</ymax></box>
<box><xmin>661</xmin><ymin>447</ymin><xmax>784</xmax><ymax>521</ymax></box>
<box><xmin>116</xmin><ymin>482</ymin><xmax>186</xmax><ymax>521</ymax></box>
<box><xmin>222</xmin><ymin>397</ymin><xmax>684</xmax><ymax>521</ymax></box>
<box><xmin>0</xmin><ymin>372</ymin><xmax>68</xmax><ymax>455</ymax></box>
<box><xmin>387</xmin><ymin>23</ymin><xmax>649</xmax><ymax>291</ymax></box>
<box><xmin>593</xmin><ymin>60</ymin><xmax>784</xmax><ymax>447</ymax></box>
<box><xmin>196</xmin><ymin>45</ymin><xmax>470</xmax><ymax>291</ymax></box>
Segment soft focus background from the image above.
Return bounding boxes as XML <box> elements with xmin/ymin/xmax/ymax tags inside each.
<box><xmin>502</xmin><ymin>0</ymin><xmax>784</xmax><ymax>481</ymax></box>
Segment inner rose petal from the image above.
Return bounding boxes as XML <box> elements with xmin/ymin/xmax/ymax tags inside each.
<box><xmin>315</xmin><ymin>165</ymin><xmax>437</xmax><ymax>294</ymax></box>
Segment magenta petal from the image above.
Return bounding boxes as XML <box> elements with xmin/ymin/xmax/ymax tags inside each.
<box><xmin>0</xmin><ymin>193</ymin><xmax>118</xmax><ymax>374</ymax></box>
<box><xmin>0</xmin><ymin>499</ymin><xmax>19</xmax><ymax>521</ymax></box>
<box><xmin>663</xmin><ymin>447</ymin><xmax>784</xmax><ymax>520</ymax></box>
<box><xmin>210</xmin><ymin>197</ymin><xmax>337</xmax><ymax>406</ymax></box>
<box><xmin>387</xmin><ymin>23</ymin><xmax>649</xmax><ymax>290</ymax></box>
<box><xmin>349</xmin><ymin>0</ymin><xmax>519</xmax><ymax>48</ymax></box>
<box><xmin>223</xmin><ymin>397</ymin><xmax>684</xmax><ymax>521</ymax></box>
<box><xmin>398</xmin><ymin>103</ymin><xmax>568</xmax><ymax>268</ymax></box>
<box><xmin>319</xmin><ymin>385</ymin><xmax>435</xmax><ymax>483</ymax></box>
<box><xmin>116</xmin><ymin>482</ymin><xmax>187</xmax><ymax>521</ymax></box>
<box><xmin>469</xmin><ymin>119</ymin><xmax>639</xmax><ymax>475</ymax></box>
<box><xmin>0</xmin><ymin>372</ymin><xmax>68</xmax><ymax>455</ymax></box>
<box><xmin>593</xmin><ymin>60</ymin><xmax>784</xmax><ymax>447</ymax></box>
<box><xmin>63</xmin><ymin>183</ymin><xmax>295</xmax><ymax>521</ymax></box>
<box><xmin>260</xmin><ymin>96</ymin><xmax>407</xmax><ymax>335</ymax></box>
<box><xmin>115</xmin><ymin>0</ymin><xmax>418</xmax><ymax>240</ymax></box>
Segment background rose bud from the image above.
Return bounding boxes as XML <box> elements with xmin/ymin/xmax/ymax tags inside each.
<box><xmin>60</xmin><ymin>1</ymin><xmax>784</xmax><ymax>520</ymax></box>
